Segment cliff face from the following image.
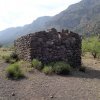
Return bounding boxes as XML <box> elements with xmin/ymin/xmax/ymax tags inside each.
<box><xmin>15</xmin><ymin>29</ymin><xmax>81</xmax><ymax>67</ymax></box>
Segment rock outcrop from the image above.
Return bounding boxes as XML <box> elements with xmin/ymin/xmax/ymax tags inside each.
<box><xmin>14</xmin><ymin>28</ymin><xmax>81</xmax><ymax>67</ymax></box>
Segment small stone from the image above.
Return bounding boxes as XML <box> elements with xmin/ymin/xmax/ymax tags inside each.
<box><xmin>12</xmin><ymin>92</ymin><xmax>15</xmax><ymax>96</ymax></box>
<box><xmin>50</xmin><ymin>95</ymin><xmax>53</xmax><ymax>98</ymax></box>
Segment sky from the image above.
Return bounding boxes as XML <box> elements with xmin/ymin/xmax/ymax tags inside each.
<box><xmin>0</xmin><ymin>0</ymin><xmax>81</xmax><ymax>31</ymax></box>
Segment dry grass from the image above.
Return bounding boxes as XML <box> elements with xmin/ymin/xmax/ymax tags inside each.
<box><xmin>0</xmin><ymin>48</ymin><xmax>13</xmax><ymax>59</ymax></box>
<box><xmin>17</xmin><ymin>60</ymin><xmax>33</xmax><ymax>74</ymax></box>
<box><xmin>0</xmin><ymin>48</ymin><xmax>33</xmax><ymax>77</ymax></box>
<box><xmin>82</xmin><ymin>52</ymin><xmax>100</xmax><ymax>70</ymax></box>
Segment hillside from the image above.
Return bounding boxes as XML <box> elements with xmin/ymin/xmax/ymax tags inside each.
<box><xmin>0</xmin><ymin>16</ymin><xmax>51</xmax><ymax>45</ymax></box>
<box><xmin>45</xmin><ymin>0</ymin><xmax>100</xmax><ymax>34</ymax></box>
<box><xmin>0</xmin><ymin>0</ymin><xmax>100</xmax><ymax>45</ymax></box>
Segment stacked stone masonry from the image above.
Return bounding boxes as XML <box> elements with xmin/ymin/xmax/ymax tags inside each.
<box><xmin>14</xmin><ymin>28</ymin><xmax>81</xmax><ymax>67</ymax></box>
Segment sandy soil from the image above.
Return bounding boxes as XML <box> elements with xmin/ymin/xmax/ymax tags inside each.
<box><xmin>0</xmin><ymin>58</ymin><xmax>100</xmax><ymax>100</ymax></box>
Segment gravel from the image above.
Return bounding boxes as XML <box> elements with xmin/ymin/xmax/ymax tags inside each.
<box><xmin>0</xmin><ymin>58</ymin><xmax>100</xmax><ymax>100</ymax></box>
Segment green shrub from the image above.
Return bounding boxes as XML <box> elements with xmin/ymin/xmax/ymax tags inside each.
<box><xmin>6</xmin><ymin>63</ymin><xmax>24</xmax><ymax>80</ymax></box>
<box><xmin>53</xmin><ymin>61</ymin><xmax>71</xmax><ymax>75</ymax></box>
<box><xmin>82</xmin><ymin>36</ymin><xmax>100</xmax><ymax>58</ymax></box>
<box><xmin>47</xmin><ymin>62</ymin><xmax>55</xmax><ymax>66</ymax></box>
<box><xmin>32</xmin><ymin>59</ymin><xmax>42</xmax><ymax>70</ymax></box>
<box><xmin>82</xmin><ymin>39</ymin><xmax>90</xmax><ymax>56</ymax></box>
<box><xmin>42</xmin><ymin>66</ymin><xmax>53</xmax><ymax>75</ymax></box>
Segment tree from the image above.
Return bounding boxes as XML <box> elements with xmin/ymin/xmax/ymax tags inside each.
<box><xmin>89</xmin><ymin>37</ymin><xmax>100</xmax><ymax>58</ymax></box>
<box><xmin>82</xmin><ymin>36</ymin><xmax>100</xmax><ymax>58</ymax></box>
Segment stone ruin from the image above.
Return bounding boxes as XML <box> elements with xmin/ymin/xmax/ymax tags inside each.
<box><xmin>14</xmin><ymin>28</ymin><xmax>81</xmax><ymax>67</ymax></box>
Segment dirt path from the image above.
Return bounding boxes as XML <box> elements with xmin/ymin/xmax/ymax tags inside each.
<box><xmin>0</xmin><ymin>58</ymin><xmax>100</xmax><ymax>100</ymax></box>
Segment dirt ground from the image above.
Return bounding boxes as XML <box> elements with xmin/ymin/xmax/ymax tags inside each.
<box><xmin>0</xmin><ymin>57</ymin><xmax>100</xmax><ymax>100</ymax></box>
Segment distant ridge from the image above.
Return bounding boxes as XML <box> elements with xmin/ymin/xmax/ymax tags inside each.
<box><xmin>0</xmin><ymin>0</ymin><xmax>100</xmax><ymax>45</ymax></box>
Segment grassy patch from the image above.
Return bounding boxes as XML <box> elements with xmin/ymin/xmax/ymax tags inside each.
<box><xmin>42</xmin><ymin>66</ymin><xmax>53</xmax><ymax>75</ymax></box>
<box><xmin>6</xmin><ymin>63</ymin><xmax>24</xmax><ymax>80</ymax></box>
<box><xmin>2</xmin><ymin>55</ymin><xmax>11</xmax><ymax>63</ymax></box>
<box><xmin>0</xmin><ymin>48</ymin><xmax>13</xmax><ymax>59</ymax></box>
<box><xmin>53</xmin><ymin>61</ymin><xmax>71</xmax><ymax>75</ymax></box>
<box><xmin>2</xmin><ymin>52</ymin><xmax>18</xmax><ymax>64</ymax></box>
<box><xmin>18</xmin><ymin>60</ymin><xmax>33</xmax><ymax>73</ymax></box>
<box><xmin>31</xmin><ymin>59</ymin><xmax>72</xmax><ymax>75</ymax></box>
<box><xmin>32</xmin><ymin>59</ymin><xmax>42</xmax><ymax>70</ymax></box>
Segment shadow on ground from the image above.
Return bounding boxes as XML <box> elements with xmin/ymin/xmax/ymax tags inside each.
<box><xmin>70</xmin><ymin>67</ymin><xmax>100</xmax><ymax>80</ymax></box>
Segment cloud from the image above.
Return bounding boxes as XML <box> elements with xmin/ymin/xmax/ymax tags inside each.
<box><xmin>0</xmin><ymin>0</ymin><xmax>81</xmax><ymax>31</ymax></box>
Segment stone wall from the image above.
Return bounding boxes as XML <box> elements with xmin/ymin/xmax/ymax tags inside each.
<box><xmin>14</xmin><ymin>28</ymin><xmax>81</xmax><ymax>67</ymax></box>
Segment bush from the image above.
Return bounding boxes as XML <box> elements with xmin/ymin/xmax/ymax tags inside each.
<box><xmin>47</xmin><ymin>62</ymin><xmax>55</xmax><ymax>66</ymax></box>
<box><xmin>82</xmin><ymin>36</ymin><xmax>100</xmax><ymax>58</ymax></box>
<box><xmin>53</xmin><ymin>61</ymin><xmax>71</xmax><ymax>75</ymax></box>
<box><xmin>32</xmin><ymin>59</ymin><xmax>42</xmax><ymax>70</ymax></box>
<box><xmin>42</xmin><ymin>66</ymin><xmax>53</xmax><ymax>75</ymax></box>
<box><xmin>6</xmin><ymin>63</ymin><xmax>24</xmax><ymax>80</ymax></box>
